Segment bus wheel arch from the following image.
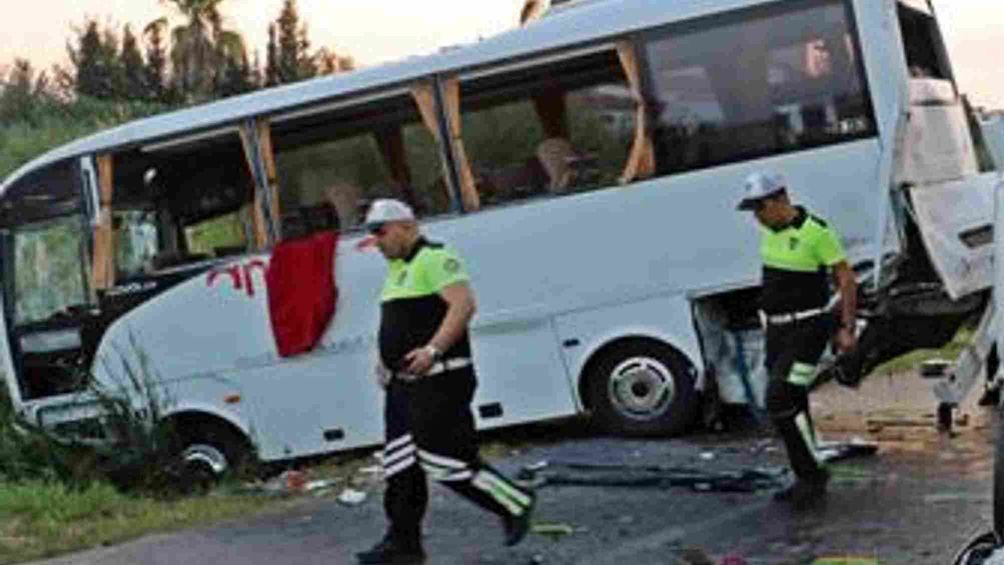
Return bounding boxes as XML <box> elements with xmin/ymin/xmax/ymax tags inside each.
<box><xmin>579</xmin><ymin>336</ymin><xmax>699</xmax><ymax>437</ymax></box>
<box><xmin>163</xmin><ymin>411</ymin><xmax>256</xmax><ymax>488</ymax></box>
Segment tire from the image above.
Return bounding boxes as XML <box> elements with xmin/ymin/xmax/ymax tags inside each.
<box><xmin>952</xmin><ymin>532</ymin><xmax>999</xmax><ymax>564</ymax></box>
<box><xmin>172</xmin><ymin>421</ymin><xmax>252</xmax><ymax>491</ymax></box>
<box><xmin>586</xmin><ymin>341</ymin><xmax>698</xmax><ymax>436</ymax></box>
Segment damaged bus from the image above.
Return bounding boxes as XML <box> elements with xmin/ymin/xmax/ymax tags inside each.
<box><xmin>0</xmin><ymin>0</ymin><xmax>995</xmax><ymax>477</ymax></box>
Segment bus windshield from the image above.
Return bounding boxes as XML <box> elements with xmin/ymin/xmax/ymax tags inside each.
<box><xmin>13</xmin><ymin>216</ymin><xmax>89</xmax><ymax>326</ymax></box>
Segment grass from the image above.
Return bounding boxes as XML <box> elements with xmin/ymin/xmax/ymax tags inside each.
<box><xmin>0</xmin><ymin>480</ymin><xmax>276</xmax><ymax>564</ymax></box>
<box><xmin>0</xmin><ymin>447</ymin><xmax>379</xmax><ymax>565</ymax></box>
<box><xmin>871</xmin><ymin>327</ymin><xmax>975</xmax><ymax>376</ymax></box>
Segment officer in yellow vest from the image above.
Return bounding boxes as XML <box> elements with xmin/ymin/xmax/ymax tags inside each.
<box><xmin>356</xmin><ymin>199</ymin><xmax>535</xmax><ymax>564</ymax></box>
<box><xmin>737</xmin><ymin>172</ymin><xmax>858</xmax><ymax>508</ymax></box>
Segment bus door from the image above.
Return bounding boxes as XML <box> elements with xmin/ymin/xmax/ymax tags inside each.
<box><xmin>0</xmin><ymin>158</ymin><xmax>94</xmax><ymax>407</ymax></box>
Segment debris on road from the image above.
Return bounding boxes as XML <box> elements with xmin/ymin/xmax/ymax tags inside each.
<box><xmin>305</xmin><ymin>479</ymin><xmax>339</xmax><ymax>494</ymax></box>
<box><xmin>336</xmin><ymin>488</ymin><xmax>368</xmax><ymax>506</ymax></box>
<box><xmin>531</xmin><ymin>522</ymin><xmax>574</xmax><ymax>539</ymax></box>
<box><xmin>817</xmin><ymin>438</ymin><xmax>879</xmax><ymax>463</ymax></box>
<box><xmin>517</xmin><ymin>460</ymin><xmax>788</xmax><ymax>493</ymax></box>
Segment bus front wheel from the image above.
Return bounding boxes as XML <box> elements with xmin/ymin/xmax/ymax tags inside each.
<box><xmin>586</xmin><ymin>340</ymin><xmax>697</xmax><ymax>436</ymax></box>
<box><xmin>170</xmin><ymin>419</ymin><xmax>253</xmax><ymax>491</ymax></box>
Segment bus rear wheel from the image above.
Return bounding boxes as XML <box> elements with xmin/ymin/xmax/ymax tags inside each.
<box><xmin>587</xmin><ymin>341</ymin><xmax>697</xmax><ymax>436</ymax></box>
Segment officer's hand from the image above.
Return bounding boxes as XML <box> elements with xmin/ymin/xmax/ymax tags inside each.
<box><xmin>403</xmin><ymin>347</ymin><xmax>435</xmax><ymax>377</ymax></box>
<box><xmin>374</xmin><ymin>360</ymin><xmax>392</xmax><ymax>389</ymax></box>
<box><xmin>834</xmin><ymin>327</ymin><xmax>857</xmax><ymax>354</ymax></box>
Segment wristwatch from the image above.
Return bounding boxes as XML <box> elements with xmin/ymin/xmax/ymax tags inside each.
<box><xmin>425</xmin><ymin>344</ymin><xmax>442</xmax><ymax>361</ymax></box>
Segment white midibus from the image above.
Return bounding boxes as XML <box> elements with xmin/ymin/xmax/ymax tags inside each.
<box><xmin>0</xmin><ymin>0</ymin><xmax>995</xmax><ymax>476</ymax></box>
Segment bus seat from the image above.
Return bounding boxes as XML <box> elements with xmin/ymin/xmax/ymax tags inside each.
<box><xmin>324</xmin><ymin>182</ymin><xmax>362</xmax><ymax>230</ymax></box>
<box><xmin>281</xmin><ymin>203</ymin><xmax>340</xmax><ymax>242</ymax></box>
<box><xmin>536</xmin><ymin>137</ymin><xmax>597</xmax><ymax>193</ymax></box>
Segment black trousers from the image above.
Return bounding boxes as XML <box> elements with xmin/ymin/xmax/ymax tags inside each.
<box><xmin>381</xmin><ymin>367</ymin><xmax>533</xmax><ymax>547</ymax></box>
<box><xmin>764</xmin><ymin>315</ymin><xmax>834</xmax><ymax>481</ymax></box>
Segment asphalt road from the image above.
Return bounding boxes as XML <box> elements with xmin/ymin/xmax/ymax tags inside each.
<box><xmin>28</xmin><ymin>372</ymin><xmax>1000</xmax><ymax>565</ymax></box>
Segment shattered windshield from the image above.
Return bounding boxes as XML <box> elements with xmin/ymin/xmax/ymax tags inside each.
<box><xmin>14</xmin><ymin>216</ymin><xmax>89</xmax><ymax>326</ymax></box>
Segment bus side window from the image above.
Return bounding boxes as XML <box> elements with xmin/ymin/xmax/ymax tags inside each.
<box><xmin>454</xmin><ymin>49</ymin><xmax>635</xmax><ymax>209</ymax></box>
<box><xmin>269</xmin><ymin>92</ymin><xmax>452</xmax><ymax>237</ymax></box>
<box><xmin>110</xmin><ymin>135</ymin><xmax>256</xmax><ymax>278</ymax></box>
<box><xmin>642</xmin><ymin>0</ymin><xmax>877</xmax><ymax>177</ymax></box>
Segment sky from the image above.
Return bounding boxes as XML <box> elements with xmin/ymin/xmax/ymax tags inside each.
<box><xmin>0</xmin><ymin>0</ymin><xmax>1001</xmax><ymax>109</ymax></box>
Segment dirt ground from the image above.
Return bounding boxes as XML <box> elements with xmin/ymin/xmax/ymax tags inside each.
<box><xmin>27</xmin><ymin>371</ymin><xmax>1000</xmax><ymax>565</ymax></box>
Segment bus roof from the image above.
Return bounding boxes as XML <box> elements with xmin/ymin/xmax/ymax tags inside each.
<box><xmin>0</xmin><ymin>0</ymin><xmax>789</xmax><ymax>194</ymax></box>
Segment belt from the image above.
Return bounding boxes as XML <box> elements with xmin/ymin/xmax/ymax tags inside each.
<box><xmin>396</xmin><ymin>357</ymin><xmax>472</xmax><ymax>381</ymax></box>
<box><xmin>761</xmin><ymin>307</ymin><xmax>828</xmax><ymax>326</ymax></box>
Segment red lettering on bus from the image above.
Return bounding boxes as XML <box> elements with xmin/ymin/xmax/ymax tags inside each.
<box><xmin>207</xmin><ymin>260</ymin><xmax>270</xmax><ymax>297</ymax></box>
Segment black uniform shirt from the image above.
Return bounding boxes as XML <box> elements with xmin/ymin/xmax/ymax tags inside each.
<box><xmin>378</xmin><ymin>238</ymin><xmax>472</xmax><ymax>369</ymax></box>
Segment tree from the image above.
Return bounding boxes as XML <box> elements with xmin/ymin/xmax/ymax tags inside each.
<box><xmin>100</xmin><ymin>26</ymin><xmax>126</xmax><ymax>99</ymax></box>
<box><xmin>121</xmin><ymin>26</ymin><xmax>147</xmax><ymax>100</ymax></box>
<box><xmin>0</xmin><ymin>60</ymin><xmax>38</xmax><ymax>123</ymax></box>
<box><xmin>69</xmin><ymin>20</ymin><xmax>115</xmax><ymax>99</ymax></box>
<box><xmin>215</xmin><ymin>48</ymin><xmax>256</xmax><ymax>98</ymax></box>
<box><xmin>143</xmin><ymin>18</ymin><xmax>169</xmax><ymax>102</ymax></box>
<box><xmin>265</xmin><ymin>23</ymin><xmax>279</xmax><ymax>87</ymax></box>
<box><xmin>160</xmin><ymin>0</ymin><xmax>245</xmax><ymax>101</ymax></box>
<box><xmin>274</xmin><ymin>0</ymin><xmax>316</xmax><ymax>84</ymax></box>
<box><xmin>315</xmin><ymin>48</ymin><xmax>355</xmax><ymax>75</ymax></box>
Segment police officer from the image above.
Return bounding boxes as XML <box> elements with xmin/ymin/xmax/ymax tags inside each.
<box><xmin>736</xmin><ymin>172</ymin><xmax>858</xmax><ymax>508</ymax></box>
<box><xmin>356</xmin><ymin>199</ymin><xmax>536</xmax><ymax>564</ymax></box>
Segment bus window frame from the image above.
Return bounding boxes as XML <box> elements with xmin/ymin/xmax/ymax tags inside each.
<box><xmin>634</xmin><ymin>0</ymin><xmax>879</xmax><ymax>176</ymax></box>
<box><xmin>447</xmin><ymin>42</ymin><xmax>641</xmax><ymax>213</ymax></box>
<box><xmin>897</xmin><ymin>1</ymin><xmax>958</xmax><ymax>90</ymax></box>
<box><xmin>103</xmin><ymin>131</ymin><xmax>260</xmax><ymax>278</ymax></box>
<box><xmin>268</xmin><ymin>83</ymin><xmax>466</xmax><ymax>228</ymax></box>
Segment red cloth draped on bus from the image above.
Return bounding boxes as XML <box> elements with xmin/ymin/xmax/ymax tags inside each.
<box><xmin>265</xmin><ymin>231</ymin><xmax>339</xmax><ymax>357</ymax></box>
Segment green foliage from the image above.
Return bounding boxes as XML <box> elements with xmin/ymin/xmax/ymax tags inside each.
<box><xmin>0</xmin><ymin>478</ymin><xmax>269</xmax><ymax>563</ymax></box>
<box><xmin>276</xmin><ymin>0</ymin><xmax>309</xmax><ymax>83</ymax></box>
<box><xmin>186</xmin><ymin>210</ymin><xmax>247</xmax><ymax>255</ymax></box>
<box><xmin>143</xmin><ymin>19</ymin><xmax>171</xmax><ymax>103</ymax></box>
<box><xmin>0</xmin><ymin>95</ymin><xmax>170</xmax><ymax>180</ymax></box>
<box><xmin>121</xmin><ymin>25</ymin><xmax>148</xmax><ymax>101</ymax></box>
<box><xmin>0</xmin><ymin>334</ymin><xmax>239</xmax><ymax>495</ymax></box>
<box><xmin>67</xmin><ymin>19</ymin><xmax>127</xmax><ymax>100</ymax></box>
<box><xmin>266</xmin><ymin>0</ymin><xmax>346</xmax><ymax>86</ymax></box>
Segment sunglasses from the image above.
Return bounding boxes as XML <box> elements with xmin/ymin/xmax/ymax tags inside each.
<box><xmin>368</xmin><ymin>223</ymin><xmax>388</xmax><ymax>236</ymax></box>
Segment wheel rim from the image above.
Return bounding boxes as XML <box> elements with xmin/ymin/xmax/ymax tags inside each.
<box><xmin>607</xmin><ymin>355</ymin><xmax>676</xmax><ymax>421</ymax></box>
<box><xmin>182</xmin><ymin>443</ymin><xmax>229</xmax><ymax>478</ymax></box>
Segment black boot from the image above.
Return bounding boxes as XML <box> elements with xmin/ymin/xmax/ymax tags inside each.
<box><xmin>502</xmin><ymin>492</ymin><xmax>536</xmax><ymax>547</ymax></box>
<box><xmin>772</xmin><ymin>468</ymin><xmax>830</xmax><ymax>509</ymax></box>
<box><xmin>978</xmin><ymin>386</ymin><xmax>1001</xmax><ymax>407</ymax></box>
<box><xmin>356</xmin><ymin>535</ymin><xmax>426</xmax><ymax>564</ymax></box>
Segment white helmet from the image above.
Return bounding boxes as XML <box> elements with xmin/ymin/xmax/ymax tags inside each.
<box><xmin>737</xmin><ymin>172</ymin><xmax>787</xmax><ymax>211</ymax></box>
<box><xmin>364</xmin><ymin>199</ymin><xmax>415</xmax><ymax>227</ymax></box>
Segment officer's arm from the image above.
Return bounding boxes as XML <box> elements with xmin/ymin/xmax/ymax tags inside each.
<box><xmin>429</xmin><ymin>282</ymin><xmax>477</xmax><ymax>353</ymax></box>
<box><xmin>832</xmin><ymin>260</ymin><xmax>857</xmax><ymax>331</ymax></box>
